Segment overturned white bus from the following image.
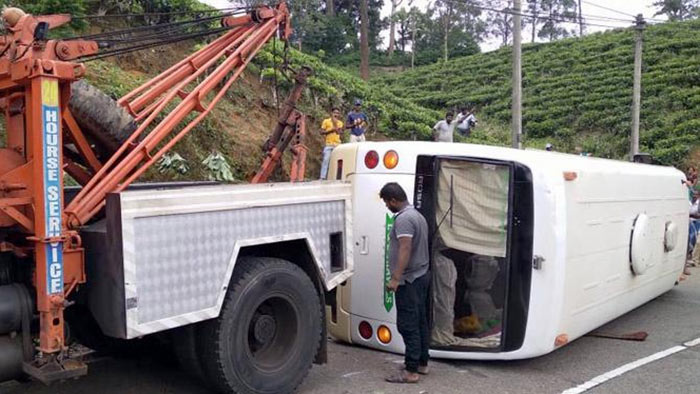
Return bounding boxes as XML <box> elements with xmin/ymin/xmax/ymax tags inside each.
<box><xmin>325</xmin><ymin>141</ymin><xmax>688</xmax><ymax>360</ymax></box>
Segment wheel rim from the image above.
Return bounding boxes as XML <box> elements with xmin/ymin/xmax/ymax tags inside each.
<box><xmin>246</xmin><ymin>295</ymin><xmax>299</xmax><ymax>371</ymax></box>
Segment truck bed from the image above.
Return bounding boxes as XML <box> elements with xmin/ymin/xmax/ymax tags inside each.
<box><xmin>81</xmin><ymin>181</ymin><xmax>353</xmax><ymax>339</ymax></box>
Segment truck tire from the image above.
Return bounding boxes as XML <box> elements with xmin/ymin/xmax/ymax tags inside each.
<box><xmin>172</xmin><ymin>324</ymin><xmax>206</xmax><ymax>381</ymax></box>
<box><xmin>198</xmin><ymin>257</ymin><xmax>322</xmax><ymax>394</ymax></box>
<box><xmin>69</xmin><ymin>80</ymin><xmax>137</xmax><ymax>160</ymax></box>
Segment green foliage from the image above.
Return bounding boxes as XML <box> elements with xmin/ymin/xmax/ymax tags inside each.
<box><xmin>202</xmin><ymin>152</ymin><xmax>235</xmax><ymax>182</ymax></box>
<box><xmin>157</xmin><ymin>152</ymin><xmax>189</xmax><ymax>175</ymax></box>
<box><xmin>380</xmin><ymin>19</ymin><xmax>700</xmax><ymax>166</ymax></box>
<box><xmin>11</xmin><ymin>0</ymin><xmax>87</xmax><ymax>29</ymax></box>
<box><xmin>652</xmin><ymin>0</ymin><xmax>700</xmax><ymax>21</ymax></box>
<box><xmin>255</xmin><ymin>42</ymin><xmax>441</xmax><ymax>141</ymax></box>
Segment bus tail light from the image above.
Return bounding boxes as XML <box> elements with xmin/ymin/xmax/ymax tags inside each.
<box><xmin>383</xmin><ymin>150</ymin><xmax>399</xmax><ymax>169</ymax></box>
<box><xmin>377</xmin><ymin>325</ymin><xmax>392</xmax><ymax>344</ymax></box>
<box><xmin>364</xmin><ymin>150</ymin><xmax>379</xmax><ymax>169</ymax></box>
<box><xmin>359</xmin><ymin>321</ymin><xmax>373</xmax><ymax>340</ymax></box>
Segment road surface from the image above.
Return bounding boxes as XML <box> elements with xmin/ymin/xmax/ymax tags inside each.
<box><xmin>2</xmin><ymin>267</ymin><xmax>699</xmax><ymax>394</ymax></box>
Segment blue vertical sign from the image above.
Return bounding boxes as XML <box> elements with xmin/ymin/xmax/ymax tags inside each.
<box><xmin>42</xmin><ymin>79</ymin><xmax>63</xmax><ymax>295</ymax></box>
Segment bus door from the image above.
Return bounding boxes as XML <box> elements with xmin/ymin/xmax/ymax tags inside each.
<box><xmin>414</xmin><ymin>155</ymin><xmax>534</xmax><ymax>353</ymax></box>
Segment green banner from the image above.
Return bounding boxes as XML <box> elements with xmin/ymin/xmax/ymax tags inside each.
<box><xmin>383</xmin><ymin>213</ymin><xmax>395</xmax><ymax>313</ymax></box>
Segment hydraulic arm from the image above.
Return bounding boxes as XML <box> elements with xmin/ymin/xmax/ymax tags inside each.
<box><xmin>65</xmin><ymin>2</ymin><xmax>295</xmax><ymax>227</ymax></box>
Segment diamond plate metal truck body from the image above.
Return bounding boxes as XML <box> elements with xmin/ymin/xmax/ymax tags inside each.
<box><xmin>80</xmin><ymin>181</ymin><xmax>353</xmax><ymax>339</ymax></box>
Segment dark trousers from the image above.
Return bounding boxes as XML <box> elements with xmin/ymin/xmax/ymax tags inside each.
<box><xmin>395</xmin><ymin>272</ymin><xmax>430</xmax><ymax>373</ymax></box>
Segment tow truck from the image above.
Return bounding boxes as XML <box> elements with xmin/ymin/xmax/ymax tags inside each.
<box><xmin>0</xmin><ymin>3</ymin><xmax>352</xmax><ymax>393</ymax></box>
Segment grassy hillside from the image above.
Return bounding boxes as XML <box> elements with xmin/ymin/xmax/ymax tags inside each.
<box><xmin>380</xmin><ymin>19</ymin><xmax>700</xmax><ymax>166</ymax></box>
<box><xmin>253</xmin><ymin>43</ymin><xmax>440</xmax><ymax>140</ymax></box>
<box><xmin>78</xmin><ymin>38</ymin><xmax>445</xmax><ymax>182</ymax></box>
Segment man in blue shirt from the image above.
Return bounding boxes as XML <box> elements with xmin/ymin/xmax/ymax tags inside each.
<box><xmin>346</xmin><ymin>99</ymin><xmax>368</xmax><ymax>142</ymax></box>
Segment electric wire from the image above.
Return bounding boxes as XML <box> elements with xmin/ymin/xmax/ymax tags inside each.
<box><xmin>68</xmin><ymin>13</ymin><xmax>231</xmax><ymax>42</ymax></box>
<box><xmin>444</xmin><ymin>0</ymin><xmax>631</xmax><ymax>29</ymax></box>
<box><xmin>580</xmin><ymin>0</ymin><xmax>637</xmax><ymax>18</ymax></box>
<box><xmin>79</xmin><ymin>25</ymin><xmax>234</xmax><ymax>62</ymax></box>
<box><xmin>72</xmin><ymin>6</ymin><xmax>250</xmax><ymax>20</ymax></box>
<box><xmin>484</xmin><ymin>0</ymin><xmax>638</xmax><ymax>23</ymax></box>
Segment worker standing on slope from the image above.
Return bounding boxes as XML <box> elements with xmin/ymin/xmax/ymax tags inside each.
<box><xmin>319</xmin><ymin>107</ymin><xmax>344</xmax><ymax>179</ymax></box>
<box><xmin>455</xmin><ymin>107</ymin><xmax>477</xmax><ymax>138</ymax></box>
<box><xmin>346</xmin><ymin>99</ymin><xmax>369</xmax><ymax>142</ymax></box>
<box><xmin>433</xmin><ymin>111</ymin><xmax>456</xmax><ymax>142</ymax></box>
<box><xmin>381</xmin><ymin>182</ymin><xmax>431</xmax><ymax>384</ymax></box>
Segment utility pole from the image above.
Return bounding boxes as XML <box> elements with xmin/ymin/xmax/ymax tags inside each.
<box><xmin>578</xmin><ymin>0</ymin><xmax>583</xmax><ymax>36</ymax></box>
<box><xmin>512</xmin><ymin>0</ymin><xmax>522</xmax><ymax>149</ymax></box>
<box><xmin>630</xmin><ymin>14</ymin><xmax>646</xmax><ymax>159</ymax></box>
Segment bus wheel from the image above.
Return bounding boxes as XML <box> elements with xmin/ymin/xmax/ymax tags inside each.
<box><xmin>199</xmin><ymin>257</ymin><xmax>321</xmax><ymax>394</ymax></box>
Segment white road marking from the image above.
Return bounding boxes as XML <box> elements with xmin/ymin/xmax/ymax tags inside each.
<box><xmin>561</xmin><ymin>345</ymin><xmax>687</xmax><ymax>394</ymax></box>
<box><xmin>683</xmin><ymin>337</ymin><xmax>700</xmax><ymax>347</ymax></box>
<box><xmin>341</xmin><ymin>371</ymin><xmax>365</xmax><ymax>378</ymax></box>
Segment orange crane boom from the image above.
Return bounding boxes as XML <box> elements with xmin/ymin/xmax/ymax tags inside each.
<box><xmin>65</xmin><ymin>3</ymin><xmax>293</xmax><ymax>228</ymax></box>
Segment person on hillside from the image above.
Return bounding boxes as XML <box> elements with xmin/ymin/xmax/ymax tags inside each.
<box><xmin>380</xmin><ymin>182</ymin><xmax>430</xmax><ymax>384</ymax></box>
<box><xmin>686</xmin><ymin>166</ymin><xmax>698</xmax><ymax>195</ymax></box>
<box><xmin>455</xmin><ymin>107</ymin><xmax>478</xmax><ymax>138</ymax></box>
<box><xmin>319</xmin><ymin>107</ymin><xmax>344</xmax><ymax>179</ymax></box>
<box><xmin>346</xmin><ymin>99</ymin><xmax>368</xmax><ymax>142</ymax></box>
<box><xmin>433</xmin><ymin>111</ymin><xmax>456</xmax><ymax>143</ymax></box>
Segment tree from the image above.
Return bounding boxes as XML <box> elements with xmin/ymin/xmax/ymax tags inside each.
<box><xmin>411</xmin><ymin>5</ymin><xmax>479</xmax><ymax>66</ymax></box>
<box><xmin>387</xmin><ymin>0</ymin><xmax>404</xmax><ymax>58</ymax></box>
<box><xmin>487</xmin><ymin>4</ymin><xmax>513</xmax><ymax>46</ymax></box>
<box><xmin>408</xmin><ymin>6</ymin><xmax>422</xmax><ymax>67</ymax></box>
<box><xmin>485</xmin><ymin>0</ymin><xmax>532</xmax><ymax>46</ymax></box>
<box><xmin>360</xmin><ymin>0</ymin><xmax>370</xmax><ymax>80</ymax></box>
<box><xmin>527</xmin><ymin>0</ymin><xmax>542</xmax><ymax>43</ymax></box>
<box><xmin>434</xmin><ymin>0</ymin><xmax>455</xmax><ymax>61</ymax></box>
<box><xmin>653</xmin><ymin>0</ymin><xmax>700</xmax><ymax>21</ymax></box>
<box><xmin>528</xmin><ymin>0</ymin><xmax>578</xmax><ymax>42</ymax></box>
<box><xmin>14</xmin><ymin>0</ymin><xmax>87</xmax><ymax>28</ymax></box>
<box><xmin>395</xmin><ymin>8</ymin><xmax>412</xmax><ymax>52</ymax></box>
<box><xmin>526</xmin><ymin>0</ymin><xmax>577</xmax><ymax>42</ymax></box>
<box><xmin>458</xmin><ymin>0</ymin><xmax>490</xmax><ymax>43</ymax></box>
<box><xmin>334</xmin><ymin>0</ymin><xmax>386</xmax><ymax>50</ymax></box>
<box><xmin>326</xmin><ymin>0</ymin><xmax>334</xmax><ymax>16</ymax></box>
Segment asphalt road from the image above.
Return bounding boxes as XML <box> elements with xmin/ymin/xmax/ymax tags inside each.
<box><xmin>2</xmin><ymin>267</ymin><xmax>699</xmax><ymax>394</ymax></box>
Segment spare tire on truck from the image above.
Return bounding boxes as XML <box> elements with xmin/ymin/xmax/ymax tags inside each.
<box><xmin>68</xmin><ymin>80</ymin><xmax>137</xmax><ymax>161</ymax></box>
<box><xmin>198</xmin><ymin>257</ymin><xmax>322</xmax><ymax>394</ymax></box>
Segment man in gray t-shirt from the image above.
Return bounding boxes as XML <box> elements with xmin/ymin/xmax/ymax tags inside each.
<box><xmin>380</xmin><ymin>182</ymin><xmax>430</xmax><ymax>384</ymax></box>
<box><xmin>388</xmin><ymin>206</ymin><xmax>429</xmax><ymax>284</ymax></box>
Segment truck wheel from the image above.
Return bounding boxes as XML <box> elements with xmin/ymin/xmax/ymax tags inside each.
<box><xmin>199</xmin><ymin>257</ymin><xmax>322</xmax><ymax>394</ymax></box>
<box><xmin>172</xmin><ymin>324</ymin><xmax>206</xmax><ymax>381</ymax></box>
<box><xmin>69</xmin><ymin>80</ymin><xmax>137</xmax><ymax>161</ymax></box>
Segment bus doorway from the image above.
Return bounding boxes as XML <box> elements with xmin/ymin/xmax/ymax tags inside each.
<box><xmin>414</xmin><ymin>155</ymin><xmax>534</xmax><ymax>353</ymax></box>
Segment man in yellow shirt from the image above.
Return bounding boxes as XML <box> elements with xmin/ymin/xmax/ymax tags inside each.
<box><xmin>319</xmin><ymin>107</ymin><xmax>344</xmax><ymax>179</ymax></box>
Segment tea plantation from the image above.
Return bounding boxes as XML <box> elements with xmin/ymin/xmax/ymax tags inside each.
<box><xmin>380</xmin><ymin>19</ymin><xmax>700</xmax><ymax>166</ymax></box>
<box><xmin>254</xmin><ymin>43</ymin><xmax>441</xmax><ymax>141</ymax></box>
